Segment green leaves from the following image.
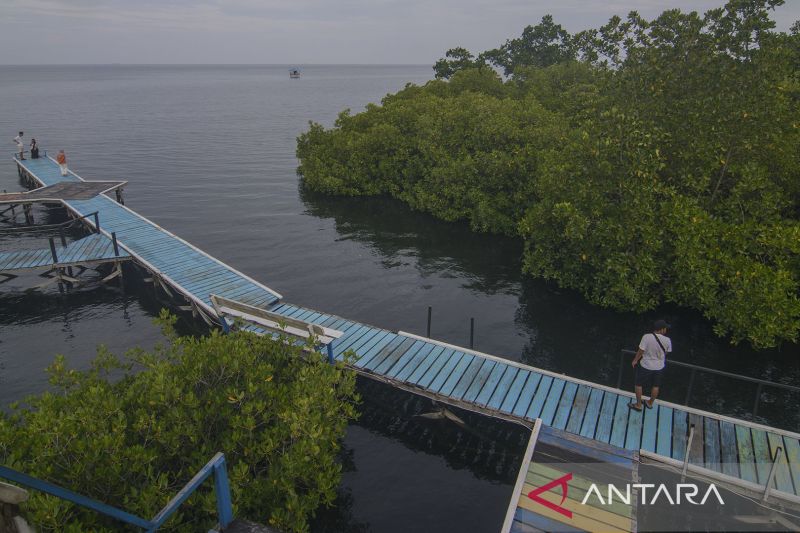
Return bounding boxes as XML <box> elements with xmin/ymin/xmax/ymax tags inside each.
<box><xmin>0</xmin><ymin>321</ymin><xmax>359</xmax><ymax>532</ymax></box>
<box><xmin>296</xmin><ymin>0</ymin><xmax>800</xmax><ymax>348</ymax></box>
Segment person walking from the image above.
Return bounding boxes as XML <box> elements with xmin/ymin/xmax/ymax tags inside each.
<box><xmin>13</xmin><ymin>131</ymin><xmax>25</xmax><ymax>160</ymax></box>
<box><xmin>629</xmin><ymin>319</ymin><xmax>672</xmax><ymax>411</ymax></box>
<box><xmin>56</xmin><ymin>149</ymin><xmax>68</xmax><ymax>176</ymax></box>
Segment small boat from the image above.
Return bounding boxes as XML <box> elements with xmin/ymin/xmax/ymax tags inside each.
<box><xmin>289</xmin><ymin>68</ymin><xmax>300</xmax><ymax>79</ymax></box>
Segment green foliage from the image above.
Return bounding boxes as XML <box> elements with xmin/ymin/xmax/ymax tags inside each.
<box><xmin>296</xmin><ymin>0</ymin><xmax>800</xmax><ymax>348</ymax></box>
<box><xmin>0</xmin><ymin>311</ymin><xmax>359</xmax><ymax>532</ymax></box>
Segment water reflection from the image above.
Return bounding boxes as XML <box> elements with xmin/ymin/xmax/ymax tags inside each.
<box><xmin>300</xmin><ymin>189</ymin><xmax>799</xmax><ymax>429</ymax></box>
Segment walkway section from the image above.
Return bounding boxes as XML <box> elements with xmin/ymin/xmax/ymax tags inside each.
<box><xmin>0</xmin><ymin>233</ymin><xmax>130</xmax><ymax>273</ymax></box>
<box><xmin>14</xmin><ymin>156</ymin><xmax>281</xmax><ymax>317</ymax></box>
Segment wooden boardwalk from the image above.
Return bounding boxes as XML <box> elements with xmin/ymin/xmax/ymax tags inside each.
<box><xmin>11</xmin><ymin>155</ymin><xmax>800</xmax><ymax>503</ymax></box>
<box><xmin>0</xmin><ymin>233</ymin><xmax>130</xmax><ymax>272</ymax></box>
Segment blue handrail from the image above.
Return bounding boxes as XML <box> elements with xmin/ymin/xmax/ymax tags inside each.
<box><xmin>0</xmin><ymin>452</ymin><xmax>234</xmax><ymax>531</ymax></box>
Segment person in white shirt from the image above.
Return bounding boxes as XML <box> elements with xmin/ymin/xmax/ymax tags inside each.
<box><xmin>629</xmin><ymin>319</ymin><xmax>672</xmax><ymax>411</ymax></box>
<box><xmin>13</xmin><ymin>131</ymin><xmax>25</xmax><ymax>160</ymax></box>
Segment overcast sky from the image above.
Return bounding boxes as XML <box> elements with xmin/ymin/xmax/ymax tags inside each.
<box><xmin>1</xmin><ymin>0</ymin><xmax>798</xmax><ymax>65</ymax></box>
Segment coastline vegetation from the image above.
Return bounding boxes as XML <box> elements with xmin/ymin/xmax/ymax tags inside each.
<box><xmin>297</xmin><ymin>0</ymin><xmax>800</xmax><ymax>349</ymax></box>
<box><xmin>0</xmin><ymin>312</ymin><xmax>359</xmax><ymax>532</ymax></box>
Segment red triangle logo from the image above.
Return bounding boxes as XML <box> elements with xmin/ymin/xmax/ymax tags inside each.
<box><xmin>527</xmin><ymin>472</ymin><xmax>573</xmax><ymax>518</ymax></box>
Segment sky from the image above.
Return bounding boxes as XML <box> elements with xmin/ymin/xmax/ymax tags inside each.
<box><xmin>1</xmin><ymin>0</ymin><xmax>798</xmax><ymax>65</ymax></box>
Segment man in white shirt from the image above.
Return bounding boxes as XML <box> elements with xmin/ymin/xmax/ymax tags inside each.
<box><xmin>629</xmin><ymin>319</ymin><xmax>672</xmax><ymax>411</ymax></box>
<box><xmin>13</xmin><ymin>131</ymin><xmax>25</xmax><ymax>160</ymax></box>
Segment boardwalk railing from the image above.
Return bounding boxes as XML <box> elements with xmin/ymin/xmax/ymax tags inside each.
<box><xmin>618</xmin><ymin>349</ymin><xmax>800</xmax><ymax>417</ymax></box>
<box><xmin>0</xmin><ymin>452</ymin><xmax>234</xmax><ymax>531</ymax></box>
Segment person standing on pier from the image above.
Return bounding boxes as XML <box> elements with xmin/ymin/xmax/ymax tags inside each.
<box><xmin>56</xmin><ymin>149</ymin><xmax>68</xmax><ymax>176</ymax></box>
<box><xmin>13</xmin><ymin>131</ymin><xmax>25</xmax><ymax>160</ymax></box>
<box><xmin>30</xmin><ymin>138</ymin><xmax>39</xmax><ymax>159</ymax></box>
<box><xmin>629</xmin><ymin>319</ymin><xmax>671</xmax><ymax>411</ymax></box>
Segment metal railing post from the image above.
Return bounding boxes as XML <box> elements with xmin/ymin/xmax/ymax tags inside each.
<box><xmin>213</xmin><ymin>457</ymin><xmax>234</xmax><ymax>529</ymax></box>
<box><xmin>753</xmin><ymin>383</ymin><xmax>763</xmax><ymax>418</ymax></box>
<box><xmin>93</xmin><ymin>212</ymin><xmax>100</xmax><ymax>232</ymax></box>
<box><xmin>326</xmin><ymin>343</ymin><xmax>334</xmax><ymax>364</ymax></box>
<box><xmin>684</xmin><ymin>368</ymin><xmax>696</xmax><ymax>406</ymax></box>
<box><xmin>59</xmin><ymin>227</ymin><xmax>67</xmax><ymax>247</ymax></box>
<box><xmin>111</xmin><ymin>232</ymin><xmax>120</xmax><ymax>256</ymax></box>
<box><xmin>616</xmin><ymin>350</ymin><xmax>625</xmax><ymax>389</ymax></box>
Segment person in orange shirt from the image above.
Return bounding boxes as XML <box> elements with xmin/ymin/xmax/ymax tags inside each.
<box><xmin>56</xmin><ymin>149</ymin><xmax>68</xmax><ymax>176</ymax></box>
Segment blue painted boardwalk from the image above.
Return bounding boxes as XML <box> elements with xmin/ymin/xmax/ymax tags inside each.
<box><xmin>15</xmin><ymin>156</ymin><xmax>281</xmax><ymax>315</ymax></box>
<box><xmin>0</xmin><ymin>233</ymin><xmax>129</xmax><ymax>272</ymax></box>
<box><xmin>12</xmin><ymin>155</ymin><xmax>800</xmax><ymax>502</ymax></box>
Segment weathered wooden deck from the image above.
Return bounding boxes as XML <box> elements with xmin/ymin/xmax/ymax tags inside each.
<box><xmin>11</xmin><ymin>154</ymin><xmax>800</xmax><ymax>503</ymax></box>
<box><xmin>0</xmin><ymin>233</ymin><xmax>130</xmax><ymax>273</ymax></box>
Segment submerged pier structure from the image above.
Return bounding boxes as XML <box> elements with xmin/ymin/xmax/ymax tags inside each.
<box><xmin>7</xmin><ymin>154</ymin><xmax>800</xmax><ymax>512</ymax></box>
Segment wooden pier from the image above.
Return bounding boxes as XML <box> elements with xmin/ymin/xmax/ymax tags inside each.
<box><xmin>9</xmin><ymin>154</ymin><xmax>800</xmax><ymax>505</ymax></box>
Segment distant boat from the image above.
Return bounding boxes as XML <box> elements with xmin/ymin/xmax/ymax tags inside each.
<box><xmin>289</xmin><ymin>68</ymin><xmax>300</xmax><ymax>79</ymax></box>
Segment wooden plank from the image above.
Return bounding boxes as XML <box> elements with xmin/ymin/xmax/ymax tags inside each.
<box><xmin>591</xmin><ymin>391</ymin><xmax>618</xmax><ymax>443</ymax></box>
<box><xmin>576</xmin><ymin>388</ymin><xmax>604</xmax><ymax>440</ymax></box>
<box><xmin>513</xmin><ymin>508</ymin><xmax>582</xmax><ymax>533</ymax></box>
<box><xmin>655</xmin><ymin>406</ymin><xmax>673</xmax><ymax>457</ymax></box>
<box><xmin>511</xmin><ymin>373</ymin><xmax>543</xmax><ymax>418</ymax></box>
<box><xmin>671</xmin><ymin>409</ymin><xmax>688</xmax><ymax>462</ymax></box>
<box><xmin>474</xmin><ymin>361</ymin><xmax>510</xmax><ymax>407</ymax></box>
<box><xmin>431</xmin><ymin>353</ymin><xmax>471</xmax><ymax>395</ymax></box>
<box><xmin>419</xmin><ymin>349</ymin><xmax>462</xmax><ymax>390</ymax></box>
<box><xmin>500</xmin><ymin>370</ymin><xmax>531</xmax><ymax>414</ymax></box>
<box><xmin>539</xmin><ymin>379</ymin><xmax>566</xmax><ymax>426</ymax></box>
<box><xmin>445</xmin><ymin>355</ymin><xmax>483</xmax><ymax>399</ymax></box>
<box><xmin>487</xmin><ymin>366</ymin><xmax>519</xmax><ymax>411</ymax></box>
<box><xmin>359</xmin><ymin>336</ymin><xmax>411</xmax><ymax>371</ymax></box>
<box><xmin>551</xmin><ymin>382</ymin><xmax>579</xmax><ymax>431</ymax></box>
<box><xmin>350</xmin><ymin>331</ymin><xmax>392</xmax><ymax>361</ymax></box>
<box><xmin>406</xmin><ymin>346</ymin><xmax>450</xmax><ymax>385</ymax></box>
<box><xmin>687</xmin><ymin>413</ymin><xmax>704</xmax><ymax>466</ymax></box>
<box><xmin>719</xmin><ymin>421</ymin><xmax>739</xmax><ymax>479</ymax></box>
<box><xmin>365</xmin><ymin>337</ymin><xmax>418</xmax><ymax>372</ymax></box>
<box><xmin>395</xmin><ymin>345</ymin><xmax>444</xmax><ymax>382</ymax></box>
<box><xmin>371</xmin><ymin>337</ymin><xmax>420</xmax><ymax>374</ymax></box>
<box><xmin>609</xmin><ymin>395</ymin><xmax>630</xmax><ymax>448</ymax></box>
<box><xmin>767</xmin><ymin>432</ymin><xmax>795</xmax><ymax>494</ymax></box>
<box><xmin>782</xmin><ymin>436</ymin><xmax>800</xmax><ymax>497</ymax></box>
<box><xmin>525</xmin><ymin>375</ymin><xmax>554</xmax><ymax>420</ymax></box>
<box><xmin>624</xmin><ymin>399</ymin><xmax>644</xmax><ymax>450</ymax></box>
<box><xmin>751</xmin><ymin>428</ymin><xmax>772</xmax><ymax>485</ymax></box>
<box><xmin>383</xmin><ymin>343</ymin><xmax>434</xmax><ymax>379</ymax></box>
<box><xmin>463</xmin><ymin>360</ymin><xmax>497</xmax><ymax>403</ymax></box>
<box><xmin>704</xmin><ymin>418</ymin><xmax>722</xmax><ymax>472</ymax></box>
<box><xmin>565</xmin><ymin>385</ymin><xmax>592</xmax><ymax>435</ymax></box>
<box><xmin>355</xmin><ymin>332</ymin><xmax>402</xmax><ymax>367</ymax></box>
<box><xmin>640</xmin><ymin>404</ymin><xmax>659</xmax><ymax>453</ymax></box>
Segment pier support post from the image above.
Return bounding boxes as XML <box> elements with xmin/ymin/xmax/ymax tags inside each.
<box><xmin>469</xmin><ymin>317</ymin><xmax>475</xmax><ymax>349</ymax></box>
<box><xmin>426</xmin><ymin>306</ymin><xmax>432</xmax><ymax>338</ymax></box>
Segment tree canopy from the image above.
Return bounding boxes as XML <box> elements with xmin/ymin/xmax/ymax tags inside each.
<box><xmin>0</xmin><ymin>312</ymin><xmax>359</xmax><ymax>532</ymax></box>
<box><xmin>297</xmin><ymin>0</ymin><xmax>800</xmax><ymax>349</ymax></box>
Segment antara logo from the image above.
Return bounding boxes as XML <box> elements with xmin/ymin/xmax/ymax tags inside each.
<box><xmin>581</xmin><ymin>483</ymin><xmax>725</xmax><ymax>506</ymax></box>
<box><xmin>526</xmin><ymin>473</ymin><xmax>725</xmax><ymax>518</ymax></box>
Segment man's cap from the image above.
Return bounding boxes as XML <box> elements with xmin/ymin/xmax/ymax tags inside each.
<box><xmin>654</xmin><ymin>319</ymin><xmax>671</xmax><ymax>330</ymax></box>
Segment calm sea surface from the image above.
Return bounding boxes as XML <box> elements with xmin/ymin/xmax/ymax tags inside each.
<box><xmin>0</xmin><ymin>65</ymin><xmax>797</xmax><ymax>531</ymax></box>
